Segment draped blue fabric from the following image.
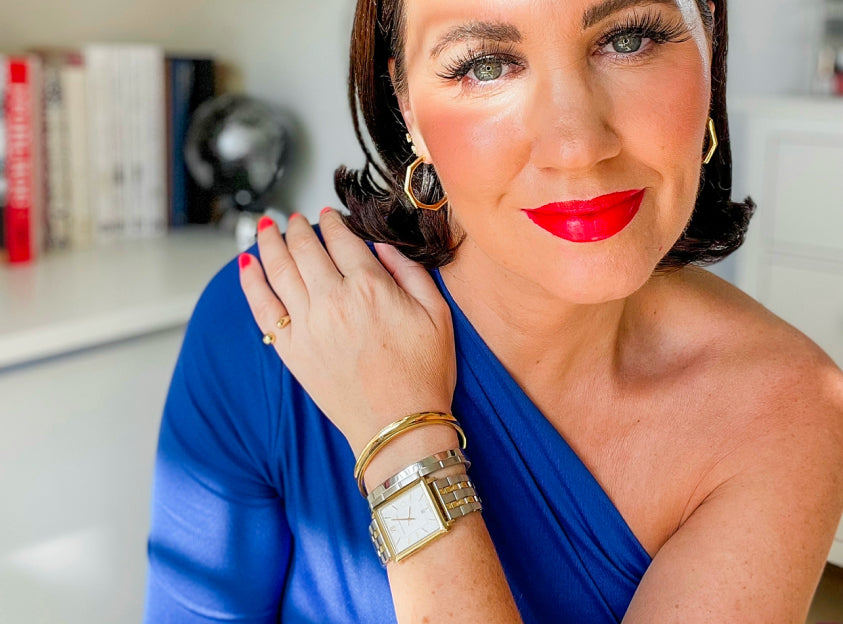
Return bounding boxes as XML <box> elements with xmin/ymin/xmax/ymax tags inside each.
<box><xmin>143</xmin><ymin>233</ymin><xmax>652</xmax><ymax>623</ymax></box>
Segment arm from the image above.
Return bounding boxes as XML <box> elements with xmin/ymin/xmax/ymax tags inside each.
<box><xmin>144</xmin><ymin>260</ymin><xmax>291</xmax><ymax>623</ymax></box>
<box><xmin>239</xmin><ymin>210</ymin><xmax>523</xmax><ymax>623</ymax></box>
<box><xmin>623</xmin><ymin>369</ymin><xmax>843</xmax><ymax>623</ymax></box>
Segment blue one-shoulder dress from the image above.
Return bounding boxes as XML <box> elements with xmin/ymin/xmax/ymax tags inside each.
<box><xmin>143</xmin><ymin>237</ymin><xmax>652</xmax><ymax>623</ymax></box>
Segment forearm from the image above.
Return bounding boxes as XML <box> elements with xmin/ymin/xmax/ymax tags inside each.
<box><xmin>362</xmin><ymin>427</ymin><xmax>524</xmax><ymax>624</ymax></box>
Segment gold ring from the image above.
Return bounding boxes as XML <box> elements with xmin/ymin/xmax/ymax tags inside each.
<box><xmin>276</xmin><ymin>316</ymin><xmax>291</xmax><ymax>329</ymax></box>
<box><xmin>262</xmin><ymin>332</ymin><xmax>276</xmax><ymax>346</ymax></box>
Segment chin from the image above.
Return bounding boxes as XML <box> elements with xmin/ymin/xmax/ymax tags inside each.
<box><xmin>534</xmin><ymin>246</ymin><xmax>662</xmax><ymax>305</ymax></box>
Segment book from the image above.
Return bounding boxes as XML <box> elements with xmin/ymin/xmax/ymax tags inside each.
<box><xmin>137</xmin><ymin>45</ymin><xmax>167</xmax><ymax>238</ymax></box>
<box><xmin>4</xmin><ymin>55</ymin><xmax>45</xmax><ymax>264</ymax></box>
<box><xmin>166</xmin><ymin>56</ymin><xmax>215</xmax><ymax>226</ymax></box>
<box><xmin>84</xmin><ymin>44</ymin><xmax>121</xmax><ymax>244</ymax></box>
<box><xmin>0</xmin><ymin>54</ymin><xmax>6</xmax><ymax>253</ymax></box>
<box><xmin>60</xmin><ymin>52</ymin><xmax>91</xmax><ymax>249</ymax></box>
<box><xmin>31</xmin><ymin>48</ymin><xmax>76</xmax><ymax>251</ymax></box>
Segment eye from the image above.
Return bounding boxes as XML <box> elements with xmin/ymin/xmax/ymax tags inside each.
<box><xmin>437</xmin><ymin>45</ymin><xmax>524</xmax><ymax>86</ymax></box>
<box><xmin>473</xmin><ymin>57</ymin><xmax>505</xmax><ymax>82</ymax></box>
<box><xmin>610</xmin><ymin>33</ymin><xmax>644</xmax><ymax>55</ymax></box>
<box><xmin>595</xmin><ymin>11</ymin><xmax>693</xmax><ymax>62</ymax></box>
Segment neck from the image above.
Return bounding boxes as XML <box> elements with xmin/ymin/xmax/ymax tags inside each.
<box><xmin>439</xmin><ymin>243</ymin><xmax>639</xmax><ymax>414</ymax></box>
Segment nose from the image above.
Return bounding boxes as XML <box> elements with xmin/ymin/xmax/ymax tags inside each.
<box><xmin>526</xmin><ymin>64</ymin><xmax>621</xmax><ymax>173</ymax></box>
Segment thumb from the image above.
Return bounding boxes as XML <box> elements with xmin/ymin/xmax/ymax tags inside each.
<box><xmin>374</xmin><ymin>242</ymin><xmax>443</xmax><ymax>311</ymax></box>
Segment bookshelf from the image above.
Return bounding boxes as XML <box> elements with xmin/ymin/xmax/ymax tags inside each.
<box><xmin>0</xmin><ymin>226</ymin><xmax>239</xmax><ymax>370</ymax></box>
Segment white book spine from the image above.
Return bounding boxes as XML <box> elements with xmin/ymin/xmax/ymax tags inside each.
<box><xmin>109</xmin><ymin>46</ymin><xmax>126</xmax><ymax>241</ymax></box>
<box><xmin>84</xmin><ymin>45</ymin><xmax>111</xmax><ymax>245</ymax></box>
<box><xmin>43</xmin><ymin>59</ymin><xmax>71</xmax><ymax>250</ymax></box>
<box><xmin>120</xmin><ymin>47</ymin><xmax>140</xmax><ymax>239</ymax></box>
<box><xmin>127</xmin><ymin>47</ymin><xmax>143</xmax><ymax>240</ymax></box>
<box><xmin>61</xmin><ymin>59</ymin><xmax>91</xmax><ymax>249</ymax></box>
<box><xmin>29</xmin><ymin>55</ymin><xmax>46</xmax><ymax>258</ymax></box>
<box><xmin>141</xmin><ymin>46</ymin><xmax>167</xmax><ymax>238</ymax></box>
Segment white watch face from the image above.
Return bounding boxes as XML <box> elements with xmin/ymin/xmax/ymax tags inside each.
<box><xmin>376</xmin><ymin>481</ymin><xmax>446</xmax><ymax>558</ymax></box>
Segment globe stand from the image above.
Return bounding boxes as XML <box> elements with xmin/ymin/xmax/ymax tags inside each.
<box><xmin>214</xmin><ymin>204</ymin><xmax>290</xmax><ymax>252</ymax></box>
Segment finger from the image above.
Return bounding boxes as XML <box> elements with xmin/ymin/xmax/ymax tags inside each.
<box><xmin>284</xmin><ymin>213</ymin><xmax>343</xmax><ymax>294</ymax></box>
<box><xmin>237</xmin><ymin>252</ymin><xmax>293</xmax><ymax>352</ymax></box>
<box><xmin>256</xmin><ymin>215</ymin><xmax>308</xmax><ymax>318</ymax></box>
<box><xmin>319</xmin><ymin>207</ymin><xmax>387</xmax><ymax>277</ymax></box>
<box><xmin>373</xmin><ymin>242</ymin><xmax>445</xmax><ymax>314</ymax></box>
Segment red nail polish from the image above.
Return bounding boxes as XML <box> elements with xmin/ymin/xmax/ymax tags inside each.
<box><xmin>320</xmin><ymin>207</ymin><xmax>332</xmax><ymax>216</ymax></box>
<box><xmin>238</xmin><ymin>253</ymin><xmax>251</xmax><ymax>269</ymax></box>
<box><xmin>289</xmin><ymin>212</ymin><xmax>301</xmax><ymax>220</ymax></box>
<box><xmin>257</xmin><ymin>216</ymin><xmax>275</xmax><ymax>232</ymax></box>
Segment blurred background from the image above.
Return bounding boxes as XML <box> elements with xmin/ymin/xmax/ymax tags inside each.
<box><xmin>0</xmin><ymin>0</ymin><xmax>841</xmax><ymax>622</ymax></box>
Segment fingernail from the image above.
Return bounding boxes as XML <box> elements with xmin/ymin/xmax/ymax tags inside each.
<box><xmin>238</xmin><ymin>253</ymin><xmax>251</xmax><ymax>270</ymax></box>
<box><xmin>289</xmin><ymin>212</ymin><xmax>301</xmax><ymax>221</ymax></box>
<box><xmin>257</xmin><ymin>216</ymin><xmax>275</xmax><ymax>233</ymax></box>
<box><xmin>320</xmin><ymin>206</ymin><xmax>332</xmax><ymax>216</ymax></box>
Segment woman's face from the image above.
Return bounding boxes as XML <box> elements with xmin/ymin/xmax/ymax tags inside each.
<box><xmin>396</xmin><ymin>0</ymin><xmax>714</xmax><ymax>303</ymax></box>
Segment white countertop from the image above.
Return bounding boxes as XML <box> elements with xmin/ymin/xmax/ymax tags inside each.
<box><xmin>0</xmin><ymin>226</ymin><xmax>241</xmax><ymax>370</ymax></box>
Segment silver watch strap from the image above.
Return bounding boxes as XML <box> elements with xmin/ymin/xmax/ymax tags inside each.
<box><xmin>368</xmin><ymin>472</ymin><xmax>483</xmax><ymax>566</ymax></box>
<box><xmin>430</xmin><ymin>473</ymin><xmax>483</xmax><ymax>522</ymax></box>
<box><xmin>367</xmin><ymin>448</ymin><xmax>470</xmax><ymax>508</ymax></box>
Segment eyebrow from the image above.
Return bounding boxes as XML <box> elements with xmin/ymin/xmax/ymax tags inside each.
<box><xmin>429</xmin><ymin>22</ymin><xmax>521</xmax><ymax>59</ymax></box>
<box><xmin>582</xmin><ymin>0</ymin><xmax>678</xmax><ymax>29</ymax></box>
<box><xmin>428</xmin><ymin>0</ymin><xmax>678</xmax><ymax>58</ymax></box>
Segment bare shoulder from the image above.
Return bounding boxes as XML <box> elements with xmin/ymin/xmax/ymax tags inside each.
<box><xmin>647</xmin><ymin>264</ymin><xmax>843</xmax><ymax>506</ymax></box>
<box><xmin>623</xmin><ymin>266</ymin><xmax>843</xmax><ymax>622</ymax></box>
<box><xmin>667</xmin><ymin>265</ymin><xmax>841</xmax><ymax>419</ymax></box>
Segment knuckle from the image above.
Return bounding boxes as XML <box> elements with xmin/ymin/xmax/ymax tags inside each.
<box><xmin>354</xmin><ymin>269</ymin><xmax>383</xmax><ymax>301</ymax></box>
<box><xmin>254</xmin><ymin>298</ymin><xmax>279</xmax><ymax>326</ymax></box>
<box><xmin>266</xmin><ymin>255</ymin><xmax>295</xmax><ymax>285</ymax></box>
<box><xmin>287</xmin><ymin>232</ymin><xmax>320</xmax><ymax>256</ymax></box>
<box><xmin>321</xmin><ymin>211</ymin><xmax>345</xmax><ymax>235</ymax></box>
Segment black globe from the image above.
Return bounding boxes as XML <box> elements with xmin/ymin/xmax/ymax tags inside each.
<box><xmin>184</xmin><ymin>94</ymin><xmax>292</xmax><ymax>213</ymax></box>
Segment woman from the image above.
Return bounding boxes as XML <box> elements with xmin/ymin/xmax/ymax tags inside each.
<box><xmin>144</xmin><ymin>0</ymin><xmax>843</xmax><ymax>622</ymax></box>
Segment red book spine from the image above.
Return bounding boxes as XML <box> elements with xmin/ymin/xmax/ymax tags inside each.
<box><xmin>5</xmin><ymin>58</ymin><xmax>36</xmax><ymax>263</ymax></box>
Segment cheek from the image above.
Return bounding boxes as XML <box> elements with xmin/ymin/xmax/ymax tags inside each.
<box><xmin>414</xmin><ymin>99</ymin><xmax>524</xmax><ymax>200</ymax></box>
<box><xmin>629</xmin><ymin>57</ymin><xmax>711</xmax><ymax>165</ymax></box>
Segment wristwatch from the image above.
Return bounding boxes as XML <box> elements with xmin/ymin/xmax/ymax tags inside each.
<box><xmin>368</xmin><ymin>471</ymin><xmax>482</xmax><ymax>565</ymax></box>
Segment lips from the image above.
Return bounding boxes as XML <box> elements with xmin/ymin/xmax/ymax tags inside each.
<box><xmin>523</xmin><ymin>189</ymin><xmax>646</xmax><ymax>243</ymax></box>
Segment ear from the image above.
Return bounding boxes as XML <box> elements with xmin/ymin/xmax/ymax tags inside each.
<box><xmin>388</xmin><ymin>57</ymin><xmax>432</xmax><ymax>163</ymax></box>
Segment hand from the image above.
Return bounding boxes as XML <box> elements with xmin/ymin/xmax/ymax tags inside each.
<box><xmin>238</xmin><ymin>209</ymin><xmax>457</xmax><ymax>457</ymax></box>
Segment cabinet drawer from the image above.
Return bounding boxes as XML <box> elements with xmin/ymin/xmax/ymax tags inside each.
<box><xmin>764</xmin><ymin>261</ymin><xmax>843</xmax><ymax>368</ymax></box>
<box><xmin>766</xmin><ymin>135</ymin><xmax>843</xmax><ymax>254</ymax></box>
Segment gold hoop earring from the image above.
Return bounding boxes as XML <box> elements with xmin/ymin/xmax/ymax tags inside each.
<box><xmin>403</xmin><ymin>156</ymin><xmax>449</xmax><ymax>212</ymax></box>
<box><xmin>703</xmin><ymin>117</ymin><xmax>719</xmax><ymax>165</ymax></box>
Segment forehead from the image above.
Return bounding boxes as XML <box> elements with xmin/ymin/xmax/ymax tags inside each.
<box><xmin>401</xmin><ymin>0</ymin><xmax>688</xmax><ymax>45</ymax></box>
<box><xmin>402</xmin><ymin>0</ymin><xmax>684</xmax><ymax>31</ymax></box>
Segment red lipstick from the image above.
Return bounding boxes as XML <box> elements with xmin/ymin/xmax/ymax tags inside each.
<box><xmin>523</xmin><ymin>189</ymin><xmax>646</xmax><ymax>243</ymax></box>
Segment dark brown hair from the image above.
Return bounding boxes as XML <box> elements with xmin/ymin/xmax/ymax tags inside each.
<box><xmin>334</xmin><ymin>0</ymin><xmax>755</xmax><ymax>271</ymax></box>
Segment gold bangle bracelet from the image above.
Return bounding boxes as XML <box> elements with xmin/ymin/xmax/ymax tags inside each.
<box><xmin>353</xmin><ymin>412</ymin><xmax>467</xmax><ymax>497</ymax></box>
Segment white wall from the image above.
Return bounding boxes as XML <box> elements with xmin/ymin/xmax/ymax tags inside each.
<box><xmin>0</xmin><ymin>0</ymin><xmax>361</xmax><ymax>222</ymax></box>
<box><xmin>727</xmin><ymin>0</ymin><xmax>826</xmax><ymax>96</ymax></box>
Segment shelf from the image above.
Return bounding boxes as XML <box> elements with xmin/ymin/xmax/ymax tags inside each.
<box><xmin>0</xmin><ymin>226</ymin><xmax>241</xmax><ymax>370</ymax></box>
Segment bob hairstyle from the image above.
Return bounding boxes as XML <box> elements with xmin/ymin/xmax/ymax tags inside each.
<box><xmin>335</xmin><ymin>0</ymin><xmax>755</xmax><ymax>271</ymax></box>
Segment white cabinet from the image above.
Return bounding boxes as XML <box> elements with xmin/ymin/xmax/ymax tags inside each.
<box><xmin>0</xmin><ymin>228</ymin><xmax>239</xmax><ymax>624</ymax></box>
<box><xmin>730</xmin><ymin>96</ymin><xmax>843</xmax><ymax>566</ymax></box>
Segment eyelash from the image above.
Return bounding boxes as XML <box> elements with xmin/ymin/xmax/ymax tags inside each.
<box><xmin>436</xmin><ymin>11</ymin><xmax>693</xmax><ymax>85</ymax></box>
